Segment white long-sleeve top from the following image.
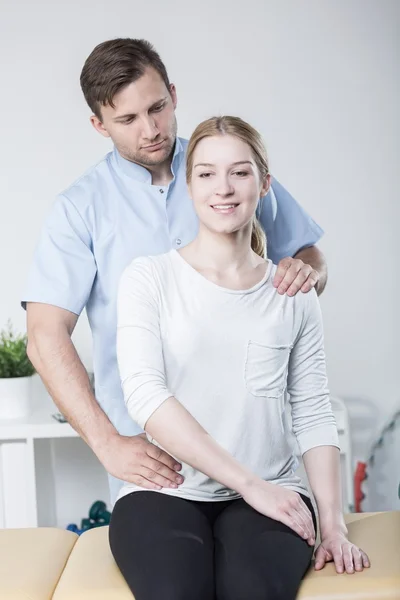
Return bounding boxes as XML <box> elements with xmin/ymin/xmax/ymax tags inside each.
<box><xmin>116</xmin><ymin>250</ymin><xmax>339</xmax><ymax>503</ymax></box>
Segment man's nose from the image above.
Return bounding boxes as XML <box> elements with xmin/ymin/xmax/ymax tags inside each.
<box><xmin>141</xmin><ymin>117</ymin><xmax>160</xmax><ymax>141</ymax></box>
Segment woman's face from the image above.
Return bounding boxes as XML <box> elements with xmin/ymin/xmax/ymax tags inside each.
<box><xmin>189</xmin><ymin>134</ymin><xmax>270</xmax><ymax>237</ymax></box>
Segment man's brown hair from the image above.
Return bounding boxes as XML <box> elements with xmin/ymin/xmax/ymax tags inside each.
<box><xmin>80</xmin><ymin>38</ymin><xmax>171</xmax><ymax>120</ymax></box>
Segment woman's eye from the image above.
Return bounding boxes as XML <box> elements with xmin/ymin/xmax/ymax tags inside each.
<box><xmin>199</xmin><ymin>172</ymin><xmax>212</xmax><ymax>178</ymax></box>
<box><xmin>234</xmin><ymin>171</ymin><xmax>249</xmax><ymax>177</ymax></box>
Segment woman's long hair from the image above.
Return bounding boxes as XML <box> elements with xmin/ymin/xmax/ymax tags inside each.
<box><xmin>186</xmin><ymin>116</ymin><xmax>269</xmax><ymax>258</ymax></box>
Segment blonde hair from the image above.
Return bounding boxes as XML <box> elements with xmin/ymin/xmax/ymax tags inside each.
<box><xmin>186</xmin><ymin>116</ymin><xmax>269</xmax><ymax>258</ymax></box>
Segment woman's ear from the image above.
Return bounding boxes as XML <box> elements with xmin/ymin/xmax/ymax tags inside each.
<box><xmin>260</xmin><ymin>174</ymin><xmax>271</xmax><ymax>197</ymax></box>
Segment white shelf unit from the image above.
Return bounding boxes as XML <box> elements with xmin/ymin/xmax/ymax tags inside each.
<box><xmin>0</xmin><ymin>388</ymin><xmax>110</xmax><ymax>529</ymax></box>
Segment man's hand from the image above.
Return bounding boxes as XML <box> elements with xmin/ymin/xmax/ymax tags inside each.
<box><xmin>273</xmin><ymin>257</ymin><xmax>320</xmax><ymax>296</ymax></box>
<box><xmin>314</xmin><ymin>531</ymin><xmax>370</xmax><ymax>574</ymax></box>
<box><xmin>99</xmin><ymin>433</ymin><xmax>185</xmax><ymax>490</ymax></box>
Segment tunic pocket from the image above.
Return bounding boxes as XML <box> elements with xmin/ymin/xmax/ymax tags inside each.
<box><xmin>245</xmin><ymin>341</ymin><xmax>291</xmax><ymax>398</ymax></box>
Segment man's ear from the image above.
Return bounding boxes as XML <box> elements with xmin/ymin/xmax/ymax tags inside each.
<box><xmin>90</xmin><ymin>114</ymin><xmax>111</xmax><ymax>138</ymax></box>
<box><xmin>169</xmin><ymin>83</ymin><xmax>178</xmax><ymax>110</ymax></box>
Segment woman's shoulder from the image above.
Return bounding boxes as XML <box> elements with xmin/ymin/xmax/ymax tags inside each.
<box><xmin>121</xmin><ymin>251</ymin><xmax>175</xmax><ymax>290</ymax></box>
<box><xmin>267</xmin><ymin>261</ymin><xmax>318</xmax><ymax>313</ymax></box>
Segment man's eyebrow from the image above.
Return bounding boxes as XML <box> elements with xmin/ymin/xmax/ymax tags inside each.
<box><xmin>113</xmin><ymin>97</ymin><xmax>168</xmax><ymax>122</ymax></box>
<box><xmin>194</xmin><ymin>161</ymin><xmax>253</xmax><ymax>168</ymax></box>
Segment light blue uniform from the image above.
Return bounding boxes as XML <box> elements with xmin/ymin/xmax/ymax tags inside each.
<box><xmin>22</xmin><ymin>137</ymin><xmax>323</xmax><ymax>502</ymax></box>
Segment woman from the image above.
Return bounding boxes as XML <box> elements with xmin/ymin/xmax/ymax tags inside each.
<box><xmin>110</xmin><ymin>116</ymin><xmax>370</xmax><ymax>600</ymax></box>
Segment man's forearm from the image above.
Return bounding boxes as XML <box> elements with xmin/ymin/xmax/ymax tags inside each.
<box><xmin>302</xmin><ymin>445</ymin><xmax>347</xmax><ymax>537</ymax></box>
<box><xmin>145</xmin><ymin>396</ymin><xmax>256</xmax><ymax>494</ymax></box>
<box><xmin>28</xmin><ymin>327</ymin><xmax>118</xmax><ymax>454</ymax></box>
<box><xmin>295</xmin><ymin>245</ymin><xmax>327</xmax><ymax>295</ymax></box>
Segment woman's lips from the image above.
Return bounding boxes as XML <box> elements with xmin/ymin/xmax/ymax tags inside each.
<box><xmin>210</xmin><ymin>203</ymin><xmax>239</xmax><ymax>214</ymax></box>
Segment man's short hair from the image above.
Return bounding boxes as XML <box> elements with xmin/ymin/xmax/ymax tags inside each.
<box><xmin>80</xmin><ymin>38</ymin><xmax>171</xmax><ymax>120</ymax></box>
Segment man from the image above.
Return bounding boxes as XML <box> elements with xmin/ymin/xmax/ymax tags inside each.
<box><xmin>23</xmin><ymin>38</ymin><xmax>327</xmax><ymax>503</ymax></box>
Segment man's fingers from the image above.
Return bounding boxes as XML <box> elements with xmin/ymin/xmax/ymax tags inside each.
<box><xmin>286</xmin><ymin>273</ymin><xmax>309</xmax><ymax>296</ymax></box>
<box><xmin>146</xmin><ymin>442</ymin><xmax>182</xmax><ymax>472</ymax></box>
<box><xmin>300</xmin><ymin>271</ymin><xmax>319</xmax><ymax>294</ymax></box>
<box><xmin>128</xmin><ymin>474</ymin><xmax>162</xmax><ymax>490</ymax></box>
<box><xmin>272</xmin><ymin>258</ymin><xmax>292</xmax><ymax>289</ymax></box>
<box><xmin>141</xmin><ymin>466</ymin><xmax>182</xmax><ymax>489</ymax></box>
<box><xmin>143</xmin><ymin>457</ymin><xmax>184</xmax><ymax>486</ymax></box>
<box><xmin>277</xmin><ymin>264</ymin><xmax>304</xmax><ymax>294</ymax></box>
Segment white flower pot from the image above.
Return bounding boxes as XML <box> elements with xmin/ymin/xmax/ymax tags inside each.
<box><xmin>0</xmin><ymin>376</ymin><xmax>32</xmax><ymax>420</ymax></box>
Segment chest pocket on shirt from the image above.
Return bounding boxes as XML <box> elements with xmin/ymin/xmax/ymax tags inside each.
<box><xmin>245</xmin><ymin>341</ymin><xmax>291</xmax><ymax>398</ymax></box>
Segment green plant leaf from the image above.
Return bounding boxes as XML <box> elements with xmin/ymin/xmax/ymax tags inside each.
<box><xmin>0</xmin><ymin>319</ymin><xmax>35</xmax><ymax>378</ymax></box>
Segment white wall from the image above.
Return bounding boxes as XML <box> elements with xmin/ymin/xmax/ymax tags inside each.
<box><xmin>1</xmin><ymin>0</ymin><xmax>399</xmax><ymax>511</ymax></box>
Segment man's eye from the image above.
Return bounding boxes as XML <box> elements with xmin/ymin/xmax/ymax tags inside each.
<box><xmin>152</xmin><ymin>104</ymin><xmax>164</xmax><ymax>112</ymax></box>
<box><xmin>122</xmin><ymin>118</ymin><xmax>135</xmax><ymax>125</ymax></box>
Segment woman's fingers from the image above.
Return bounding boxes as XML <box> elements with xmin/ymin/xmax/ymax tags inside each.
<box><xmin>361</xmin><ymin>549</ymin><xmax>370</xmax><ymax>568</ymax></box>
<box><xmin>342</xmin><ymin>543</ymin><xmax>356</xmax><ymax>573</ymax></box>
<box><xmin>331</xmin><ymin>544</ymin><xmax>345</xmax><ymax>574</ymax></box>
<box><xmin>296</xmin><ymin>499</ymin><xmax>315</xmax><ymax>543</ymax></box>
<box><xmin>280</xmin><ymin>513</ymin><xmax>309</xmax><ymax>540</ymax></box>
<box><xmin>351</xmin><ymin>545</ymin><xmax>363</xmax><ymax>572</ymax></box>
<box><xmin>314</xmin><ymin>544</ymin><xmax>329</xmax><ymax>570</ymax></box>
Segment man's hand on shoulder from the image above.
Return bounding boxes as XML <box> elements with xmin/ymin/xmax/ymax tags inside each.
<box><xmin>273</xmin><ymin>245</ymin><xmax>327</xmax><ymax>296</ymax></box>
<box><xmin>273</xmin><ymin>257</ymin><xmax>320</xmax><ymax>297</ymax></box>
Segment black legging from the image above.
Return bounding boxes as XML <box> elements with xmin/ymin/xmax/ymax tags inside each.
<box><xmin>110</xmin><ymin>490</ymin><xmax>316</xmax><ymax>600</ymax></box>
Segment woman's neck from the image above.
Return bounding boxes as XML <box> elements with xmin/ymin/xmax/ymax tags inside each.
<box><xmin>181</xmin><ymin>226</ymin><xmax>262</xmax><ymax>275</ymax></box>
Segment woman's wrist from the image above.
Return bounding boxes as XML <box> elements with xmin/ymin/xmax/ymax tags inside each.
<box><xmin>235</xmin><ymin>472</ymin><xmax>261</xmax><ymax>496</ymax></box>
<box><xmin>318</xmin><ymin>509</ymin><xmax>348</xmax><ymax>539</ymax></box>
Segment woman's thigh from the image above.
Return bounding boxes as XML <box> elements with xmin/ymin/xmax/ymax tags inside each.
<box><xmin>214</xmin><ymin>494</ymin><xmax>316</xmax><ymax>600</ymax></box>
<box><xmin>109</xmin><ymin>491</ymin><xmax>215</xmax><ymax>600</ymax></box>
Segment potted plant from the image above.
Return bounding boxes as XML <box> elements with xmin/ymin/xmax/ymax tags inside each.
<box><xmin>0</xmin><ymin>320</ymin><xmax>35</xmax><ymax>419</ymax></box>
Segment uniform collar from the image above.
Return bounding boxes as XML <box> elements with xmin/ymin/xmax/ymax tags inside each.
<box><xmin>113</xmin><ymin>137</ymin><xmax>185</xmax><ymax>184</ymax></box>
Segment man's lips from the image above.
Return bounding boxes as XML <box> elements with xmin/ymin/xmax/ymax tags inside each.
<box><xmin>142</xmin><ymin>140</ymin><xmax>165</xmax><ymax>151</ymax></box>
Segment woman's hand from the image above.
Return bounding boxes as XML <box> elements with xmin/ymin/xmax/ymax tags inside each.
<box><xmin>242</xmin><ymin>479</ymin><xmax>315</xmax><ymax>545</ymax></box>
<box><xmin>314</xmin><ymin>530</ymin><xmax>370</xmax><ymax>573</ymax></box>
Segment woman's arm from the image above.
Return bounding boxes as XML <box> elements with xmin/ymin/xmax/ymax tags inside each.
<box><xmin>302</xmin><ymin>445</ymin><xmax>346</xmax><ymax>537</ymax></box>
<box><xmin>145</xmin><ymin>396</ymin><xmax>254</xmax><ymax>493</ymax></box>
<box><xmin>287</xmin><ymin>291</ymin><xmax>370</xmax><ymax>572</ymax></box>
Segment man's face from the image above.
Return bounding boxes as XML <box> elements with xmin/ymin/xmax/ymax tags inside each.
<box><xmin>91</xmin><ymin>67</ymin><xmax>178</xmax><ymax>168</ymax></box>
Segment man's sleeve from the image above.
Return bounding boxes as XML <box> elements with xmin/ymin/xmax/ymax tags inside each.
<box><xmin>257</xmin><ymin>178</ymin><xmax>324</xmax><ymax>264</ymax></box>
<box><xmin>21</xmin><ymin>195</ymin><xmax>97</xmax><ymax>315</ymax></box>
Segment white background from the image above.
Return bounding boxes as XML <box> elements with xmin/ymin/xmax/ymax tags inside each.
<box><xmin>0</xmin><ymin>0</ymin><xmax>399</xmax><ymax>516</ymax></box>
